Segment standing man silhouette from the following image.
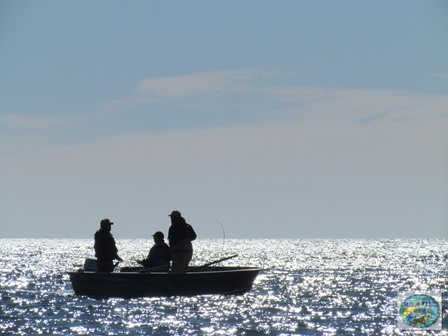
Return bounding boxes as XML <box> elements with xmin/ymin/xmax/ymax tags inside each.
<box><xmin>168</xmin><ymin>211</ymin><xmax>196</xmax><ymax>273</ymax></box>
<box><xmin>94</xmin><ymin>218</ymin><xmax>123</xmax><ymax>272</ymax></box>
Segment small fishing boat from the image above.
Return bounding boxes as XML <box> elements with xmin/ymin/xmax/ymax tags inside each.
<box><xmin>68</xmin><ymin>256</ymin><xmax>260</xmax><ymax>298</ymax></box>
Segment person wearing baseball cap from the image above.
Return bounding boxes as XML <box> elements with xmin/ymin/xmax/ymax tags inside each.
<box><xmin>137</xmin><ymin>231</ymin><xmax>171</xmax><ymax>269</ymax></box>
<box><xmin>168</xmin><ymin>210</ymin><xmax>197</xmax><ymax>273</ymax></box>
<box><xmin>94</xmin><ymin>218</ymin><xmax>123</xmax><ymax>272</ymax></box>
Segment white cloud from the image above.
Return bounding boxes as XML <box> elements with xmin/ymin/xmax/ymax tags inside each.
<box><xmin>99</xmin><ymin>68</ymin><xmax>448</xmax><ymax>127</ymax></box>
<box><xmin>136</xmin><ymin>68</ymin><xmax>271</xmax><ymax>97</ymax></box>
<box><xmin>261</xmin><ymin>86</ymin><xmax>448</xmax><ymax>122</ymax></box>
<box><xmin>3</xmin><ymin>68</ymin><xmax>448</xmax><ymax>239</ymax></box>
<box><xmin>100</xmin><ymin>68</ymin><xmax>280</xmax><ymax>109</ymax></box>
<box><xmin>3</xmin><ymin>71</ymin><xmax>448</xmax><ymax>169</ymax></box>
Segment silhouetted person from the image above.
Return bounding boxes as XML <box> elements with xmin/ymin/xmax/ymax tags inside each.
<box><xmin>168</xmin><ymin>210</ymin><xmax>196</xmax><ymax>273</ymax></box>
<box><xmin>137</xmin><ymin>231</ymin><xmax>171</xmax><ymax>268</ymax></box>
<box><xmin>94</xmin><ymin>218</ymin><xmax>123</xmax><ymax>272</ymax></box>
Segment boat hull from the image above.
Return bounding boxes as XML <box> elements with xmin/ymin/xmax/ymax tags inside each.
<box><xmin>68</xmin><ymin>266</ymin><xmax>260</xmax><ymax>298</ymax></box>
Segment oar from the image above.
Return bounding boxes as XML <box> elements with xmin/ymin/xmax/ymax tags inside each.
<box><xmin>188</xmin><ymin>254</ymin><xmax>238</xmax><ymax>272</ymax></box>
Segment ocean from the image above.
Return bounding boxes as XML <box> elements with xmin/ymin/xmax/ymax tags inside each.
<box><xmin>0</xmin><ymin>238</ymin><xmax>447</xmax><ymax>335</ymax></box>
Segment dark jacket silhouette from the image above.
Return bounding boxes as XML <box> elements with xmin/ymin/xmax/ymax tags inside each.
<box><xmin>94</xmin><ymin>219</ymin><xmax>122</xmax><ymax>272</ymax></box>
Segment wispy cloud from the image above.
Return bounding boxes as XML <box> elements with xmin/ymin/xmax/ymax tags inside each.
<box><xmin>3</xmin><ymin>70</ymin><xmax>447</xmax><ymax>238</ymax></box>
<box><xmin>136</xmin><ymin>68</ymin><xmax>274</xmax><ymax>97</ymax></box>
<box><xmin>101</xmin><ymin>68</ymin><xmax>448</xmax><ymax>126</ymax></box>
<box><xmin>100</xmin><ymin>68</ymin><xmax>280</xmax><ymax>109</ymax></box>
<box><xmin>271</xmin><ymin>88</ymin><xmax>448</xmax><ymax>124</ymax></box>
<box><xmin>3</xmin><ymin>68</ymin><xmax>448</xmax><ymax>141</ymax></box>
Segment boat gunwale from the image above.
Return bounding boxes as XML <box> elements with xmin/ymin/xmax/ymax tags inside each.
<box><xmin>68</xmin><ymin>267</ymin><xmax>261</xmax><ymax>276</ymax></box>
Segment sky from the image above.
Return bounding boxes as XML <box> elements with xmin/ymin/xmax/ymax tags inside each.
<box><xmin>1</xmin><ymin>1</ymin><xmax>447</xmax><ymax>239</ymax></box>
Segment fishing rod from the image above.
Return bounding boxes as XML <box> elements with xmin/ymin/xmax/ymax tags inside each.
<box><xmin>215</xmin><ymin>218</ymin><xmax>226</xmax><ymax>251</ymax></box>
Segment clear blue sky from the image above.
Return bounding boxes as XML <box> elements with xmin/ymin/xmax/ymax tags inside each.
<box><xmin>1</xmin><ymin>1</ymin><xmax>447</xmax><ymax>238</ymax></box>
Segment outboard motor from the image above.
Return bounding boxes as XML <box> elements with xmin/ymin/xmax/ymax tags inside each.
<box><xmin>83</xmin><ymin>258</ymin><xmax>98</xmax><ymax>272</ymax></box>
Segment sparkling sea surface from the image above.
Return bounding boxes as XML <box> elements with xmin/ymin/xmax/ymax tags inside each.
<box><xmin>0</xmin><ymin>238</ymin><xmax>447</xmax><ymax>335</ymax></box>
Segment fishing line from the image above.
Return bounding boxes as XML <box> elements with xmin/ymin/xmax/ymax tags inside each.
<box><xmin>215</xmin><ymin>219</ymin><xmax>226</xmax><ymax>257</ymax></box>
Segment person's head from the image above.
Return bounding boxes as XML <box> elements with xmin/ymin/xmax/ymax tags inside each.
<box><xmin>169</xmin><ymin>210</ymin><xmax>182</xmax><ymax>224</ymax></box>
<box><xmin>152</xmin><ymin>231</ymin><xmax>164</xmax><ymax>243</ymax></box>
<box><xmin>169</xmin><ymin>210</ymin><xmax>181</xmax><ymax>218</ymax></box>
<box><xmin>100</xmin><ymin>218</ymin><xmax>113</xmax><ymax>231</ymax></box>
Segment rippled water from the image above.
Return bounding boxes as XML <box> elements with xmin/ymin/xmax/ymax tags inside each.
<box><xmin>0</xmin><ymin>239</ymin><xmax>447</xmax><ymax>335</ymax></box>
